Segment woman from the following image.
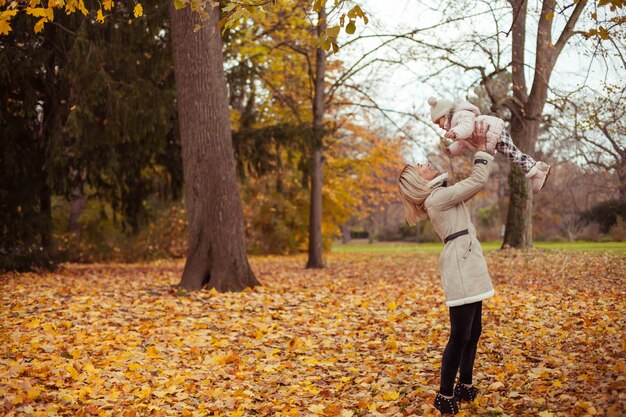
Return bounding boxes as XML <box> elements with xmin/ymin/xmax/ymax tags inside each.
<box><xmin>397</xmin><ymin>122</ymin><xmax>495</xmax><ymax>415</ymax></box>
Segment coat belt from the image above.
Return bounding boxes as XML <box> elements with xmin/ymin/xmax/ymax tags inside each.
<box><xmin>444</xmin><ymin>229</ymin><xmax>469</xmax><ymax>244</ymax></box>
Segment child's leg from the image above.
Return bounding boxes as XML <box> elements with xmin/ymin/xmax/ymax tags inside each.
<box><xmin>439</xmin><ymin>302</ymin><xmax>479</xmax><ymax>396</ymax></box>
<box><xmin>458</xmin><ymin>301</ymin><xmax>482</xmax><ymax>385</ymax></box>
<box><xmin>496</xmin><ymin>130</ymin><xmax>536</xmax><ymax>174</ymax></box>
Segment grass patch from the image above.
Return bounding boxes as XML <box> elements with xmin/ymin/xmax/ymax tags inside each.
<box><xmin>332</xmin><ymin>239</ymin><xmax>626</xmax><ymax>254</ymax></box>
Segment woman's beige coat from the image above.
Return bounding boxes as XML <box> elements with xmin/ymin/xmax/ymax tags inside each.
<box><xmin>424</xmin><ymin>151</ymin><xmax>495</xmax><ymax>307</ymax></box>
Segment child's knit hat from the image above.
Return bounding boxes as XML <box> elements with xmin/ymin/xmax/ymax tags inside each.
<box><xmin>428</xmin><ymin>96</ymin><xmax>453</xmax><ymax>123</ymax></box>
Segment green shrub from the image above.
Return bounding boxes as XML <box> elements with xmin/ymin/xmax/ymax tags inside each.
<box><xmin>581</xmin><ymin>199</ymin><xmax>626</xmax><ymax>233</ymax></box>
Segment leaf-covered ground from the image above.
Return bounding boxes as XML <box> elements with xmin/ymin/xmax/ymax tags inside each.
<box><xmin>1</xmin><ymin>250</ymin><xmax>625</xmax><ymax>417</ymax></box>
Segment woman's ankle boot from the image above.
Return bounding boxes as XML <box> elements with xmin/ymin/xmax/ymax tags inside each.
<box><xmin>453</xmin><ymin>381</ymin><xmax>479</xmax><ymax>402</ymax></box>
<box><xmin>433</xmin><ymin>392</ymin><xmax>459</xmax><ymax>415</ymax></box>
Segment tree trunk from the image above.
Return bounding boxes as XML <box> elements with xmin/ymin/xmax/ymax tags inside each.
<box><xmin>618</xmin><ymin>163</ymin><xmax>626</xmax><ymax>202</ymax></box>
<box><xmin>502</xmin><ymin>117</ymin><xmax>538</xmax><ymax>248</ymax></box>
<box><xmin>340</xmin><ymin>222</ymin><xmax>351</xmax><ymax>244</ymax></box>
<box><xmin>169</xmin><ymin>3</ymin><xmax>259</xmax><ymax>291</ymax></box>
<box><xmin>69</xmin><ymin>184</ymin><xmax>85</xmax><ymax>235</ymax></box>
<box><xmin>306</xmin><ymin>7</ymin><xmax>327</xmax><ymax>269</ymax></box>
<box><xmin>39</xmin><ymin>181</ymin><xmax>52</xmax><ymax>254</ymax></box>
<box><xmin>502</xmin><ymin>0</ymin><xmax>587</xmax><ymax>248</ymax></box>
<box><xmin>503</xmin><ymin>165</ymin><xmax>533</xmax><ymax>247</ymax></box>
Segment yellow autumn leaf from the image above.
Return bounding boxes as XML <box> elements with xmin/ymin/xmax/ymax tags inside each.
<box><xmin>133</xmin><ymin>3</ymin><xmax>143</xmax><ymax>18</ymax></box>
<box><xmin>26</xmin><ymin>318</ymin><xmax>40</xmax><ymax>329</ymax></box>
<box><xmin>33</xmin><ymin>17</ymin><xmax>47</xmax><ymax>32</ymax></box>
<box><xmin>136</xmin><ymin>386</ymin><xmax>151</xmax><ymax>399</ymax></box>
<box><xmin>308</xmin><ymin>404</ymin><xmax>325</xmax><ymax>414</ymax></box>
<box><xmin>96</xmin><ymin>9</ymin><xmax>104</xmax><ymax>23</ymax></box>
<box><xmin>65</xmin><ymin>364</ymin><xmax>79</xmax><ymax>380</ymax></box>
<box><xmin>489</xmin><ymin>381</ymin><xmax>504</xmax><ymax>390</ymax></box>
<box><xmin>382</xmin><ymin>391</ymin><xmax>399</xmax><ymax>401</ymax></box>
<box><xmin>387</xmin><ymin>301</ymin><xmax>398</xmax><ymax>311</ymax></box>
<box><xmin>146</xmin><ymin>345</ymin><xmax>159</xmax><ymax>357</ymax></box>
<box><xmin>41</xmin><ymin>323</ymin><xmax>56</xmax><ymax>333</ymax></box>
<box><xmin>27</xmin><ymin>388</ymin><xmax>41</xmax><ymax>400</ymax></box>
<box><xmin>385</xmin><ymin>335</ymin><xmax>397</xmax><ymax>351</ymax></box>
<box><xmin>128</xmin><ymin>362</ymin><xmax>142</xmax><ymax>371</ymax></box>
<box><xmin>103</xmin><ymin>0</ymin><xmax>113</xmax><ymax>11</ymax></box>
<box><xmin>0</xmin><ymin>18</ymin><xmax>11</xmax><ymax>35</ymax></box>
<box><xmin>254</xmin><ymin>327</ymin><xmax>264</xmax><ymax>339</ymax></box>
<box><xmin>78</xmin><ymin>0</ymin><xmax>89</xmax><ymax>15</ymax></box>
<box><xmin>26</xmin><ymin>7</ymin><xmax>48</xmax><ymax>17</ymax></box>
<box><xmin>1</xmin><ymin>9</ymin><xmax>18</xmax><ymax>20</ymax></box>
<box><xmin>83</xmin><ymin>362</ymin><xmax>98</xmax><ymax>373</ymax></box>
<box><xmin>230</xmin><ymin>407</ymin><xmax>245</xmax><ymax>417</ymax></box>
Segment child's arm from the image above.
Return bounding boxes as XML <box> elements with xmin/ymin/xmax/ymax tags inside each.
<box><xmin>448</xmin><ymin>110</ymin><xmax>476</xmax><ymax>140</ymax></box>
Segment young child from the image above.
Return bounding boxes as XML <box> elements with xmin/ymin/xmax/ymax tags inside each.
<box><xmin>428</xmin><ymin>96</ymin><xmax>551</xmax><ymax>193</ymax></box>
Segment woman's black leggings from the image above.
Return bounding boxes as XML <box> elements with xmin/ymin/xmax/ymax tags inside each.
<box><xmin>439</xmin><ymin>300</ymin><xmax>483</xmax><ymax>396</ymax></box>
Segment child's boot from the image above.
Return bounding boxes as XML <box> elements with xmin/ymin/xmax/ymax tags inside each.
<box><xmin>453</xmin><ymin>381</ymin><xmax>479</xmax><ymax>402</ymax></box>
<box><xmin>525</xmin><ymin>161</ymin><xmax>551</xmax><ymax>193</ymax></box>
<box><xmin>433</xmin><ymin>392</ymin><xmax>459</xmax><ymax>415</ymax></box>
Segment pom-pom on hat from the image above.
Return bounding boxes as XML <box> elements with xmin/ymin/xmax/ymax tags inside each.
<box><xmin>428</xmin><ymin>96</ymin><xmax>453</xmax><ymax>123</ymax></box>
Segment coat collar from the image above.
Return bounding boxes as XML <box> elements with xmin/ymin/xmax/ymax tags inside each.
<box><xmin>427</xmin><ymin>172</ymin><xmax>448</xmax><ymax>189</ymax></box>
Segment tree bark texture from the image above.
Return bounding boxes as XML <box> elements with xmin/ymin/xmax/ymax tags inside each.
<box><xmin>306</xmin><ymin>7</ymin><xmax>327</xmax><ymax>269</ymax></box>
<box><xmin>502</xmin><ymin>115</ymin><xmax>538</xmax><ymax>248</ymax></box>
<box><xmin>69</xmin><ymin>185</ymin><xmax>85</xmax><ymax>235</ymax></box>
<box><xmin>169</xmin><ymin>3</ymin><xmax>259</xmax><ymax>291</ymax></box>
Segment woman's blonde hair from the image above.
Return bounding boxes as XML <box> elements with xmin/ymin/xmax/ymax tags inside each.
<box><xmin>397</xmin><ymin>164</ymin><xmax>434</xmax><ymax>226</ymax></box>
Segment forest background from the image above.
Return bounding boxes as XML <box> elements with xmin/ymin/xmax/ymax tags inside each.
<box><xmin>1</xmin><ymin>0</ymin><xmax>625</xmax><ymax>270</ymax></box>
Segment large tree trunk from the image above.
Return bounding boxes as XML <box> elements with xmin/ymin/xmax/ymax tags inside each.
<box><xmin>502</xmin><ymin>117</ymin><xmax>538</xmax><ymax>248</ymax></box>
<box><xmin>170</xmin><ymin>3</ymin><xmax>259</xmax><ymax>291</ymax></box>
<box><xmin>502</xmin><ymin>0</ymin><xmax>587</xmax><ymax>248</ymax></box>
<box><xmin>306</xmin><ymin>7</ymin><xmax>326</xmax><ymax>269</ymax></box>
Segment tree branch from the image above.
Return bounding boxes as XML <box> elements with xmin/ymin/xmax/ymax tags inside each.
<box><xmin>554</xmin><ymin>0</ymin><xmax>589</xmax><ymax>59</ymax></box>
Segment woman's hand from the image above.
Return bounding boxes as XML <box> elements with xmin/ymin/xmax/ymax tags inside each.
<box><xmin>444</xmin><ymin>130</ymin><xmax>457</xmax><ymax>139</ymax></box>
<box><xmin>472</xmin><ymin>121</ymin><xmax>492</xmax><ymax>154</ymax></box>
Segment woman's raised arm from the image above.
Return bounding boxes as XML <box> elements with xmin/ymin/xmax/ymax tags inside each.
<box><xmin>425</xmin><ymin>121</ymin><xmax>494</xmax><ymax>210</ymax></box>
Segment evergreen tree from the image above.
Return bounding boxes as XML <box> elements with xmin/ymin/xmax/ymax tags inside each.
<box><xmin>0</xmin><ymin>1</ymin><xmax>181</xmax><ymax>271</ymax></box>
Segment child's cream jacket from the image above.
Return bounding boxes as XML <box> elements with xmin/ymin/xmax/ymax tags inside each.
<box><xmin>444</xmin><ymin>101</ymin><xmax>505</xmax><ymax>156</ymax></box>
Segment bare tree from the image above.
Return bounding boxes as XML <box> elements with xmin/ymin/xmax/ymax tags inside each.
<box><xmin>558</xmin><ymin>84</ymin><xmax>626</xmax><ymax>202</ymax></box>
<box><xmin>392</xmin><ymin>0</ymin><xmax>596</xmax><ymax>247</ymax></box>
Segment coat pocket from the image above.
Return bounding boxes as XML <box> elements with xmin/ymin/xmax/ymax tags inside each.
<box><xmin>460</xmin><ymin>236</ymin><xmax>473</xmax><ymax>261</ymax></box>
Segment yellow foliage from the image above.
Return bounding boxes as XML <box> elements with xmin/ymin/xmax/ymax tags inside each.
<box><xmin>133</xmin><ymin>3</ymin><xmax>142</xmax><ymax>18</ymax></box>
<box><xmin>33</xmin><ymin>17</ymin><xmax>46</xmax><ymax>33</ymax></box>
<box><xmin>0</xmin><ymin>17</ymin><xmax>11</xmax><ymax>35</ymax></box>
